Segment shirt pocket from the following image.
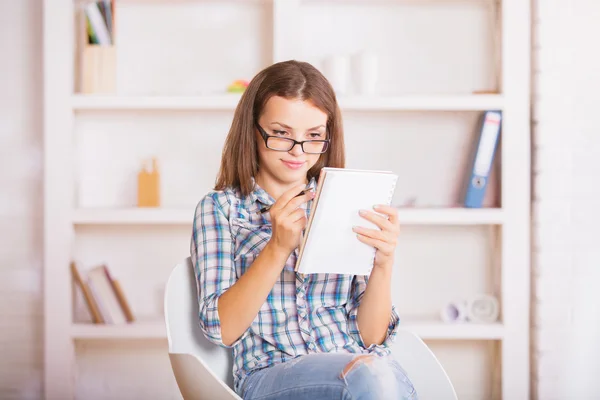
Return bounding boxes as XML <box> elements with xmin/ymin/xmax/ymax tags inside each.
<box><xmin>310</xmin><ymin>274</ymin><xmax>353</xmax><ymax>308</ymax></box>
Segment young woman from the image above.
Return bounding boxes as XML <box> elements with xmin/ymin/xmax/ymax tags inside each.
<box><xmin>191</xmin><ymin>60</ymin><xmax>417</xmax><ymax>400</ymax></box>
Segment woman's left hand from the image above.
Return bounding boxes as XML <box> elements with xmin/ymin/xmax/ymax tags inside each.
<box><xmin>352</xmin><ymin>205</ymin><xmax>400</xmax><ymax>272</ymax></box>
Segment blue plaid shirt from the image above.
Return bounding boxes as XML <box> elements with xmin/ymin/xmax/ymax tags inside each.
<box><xmin>190</xmin><ymin>178</ymin><xmax>400</xmax><ymax>393</ymax></box>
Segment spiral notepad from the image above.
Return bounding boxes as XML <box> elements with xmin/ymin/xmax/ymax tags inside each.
<box><xmin>295</xmin><ymin>168</ymin><xmax>398</xmax><ymax>275</ymax></box>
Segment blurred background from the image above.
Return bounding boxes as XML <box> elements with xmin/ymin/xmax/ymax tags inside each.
<box><xmin>1</xmin><ymin>0</ymin><xmax>599</xmax><ymax>399</ymax></box>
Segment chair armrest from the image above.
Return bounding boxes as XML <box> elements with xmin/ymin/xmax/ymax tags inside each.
<box><xmin>169</xmin><ymin>352</ymin><xmax>241</xmax><ymax>400</ymax></box>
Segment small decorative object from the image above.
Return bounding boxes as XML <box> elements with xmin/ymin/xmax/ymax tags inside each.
<box><xmin>323</xmin><ymin>55</ymin><xmax>351</xmax><ymax>95</ymax></box>
<box><xmin>227</xmin><ymin>79</ymin><xmax>249</xmax><ymax>93</ymax></box>
<box><xmin>465</xmin><ymin>294</ymin><xmax>499</xmax><ymax>323</ymax></box>
<box><xmin>137</xmin><ymin>157</ymin><xmax>160</xmax><ymax>207</ymax></box>
<box><xmin>352</xmin><ymin>50</ymin><xmax>379</xmax><ymax>95</ymax></box>
<box><xmin>441</xmin><ymin>294</ymin><xmax>500</xmax><ymax>324</ymax></box>
<box><xmin>440</xmin><ymin>299</ymin><xmax>468</xmax><ymax>323</ymax></box>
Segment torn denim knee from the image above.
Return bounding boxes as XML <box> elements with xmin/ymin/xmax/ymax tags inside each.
<box><xmin>339</xmin><ymin>354</ymin><xmax>417</xmax><ymax>399</ymax></box>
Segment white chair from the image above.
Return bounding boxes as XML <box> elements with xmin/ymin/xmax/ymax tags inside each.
<box><xmin>164</xmin><ymin>258</ymin><xmax>458</xmax><ymax>400</ymax></box>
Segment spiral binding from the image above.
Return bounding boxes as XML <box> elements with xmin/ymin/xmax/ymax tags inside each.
<box><xmin>387</xmin><ymin>176</ymin><xmax>398</xmax><ymax>205</ymax></box>
<box><xmin>368</xmin><ymin>175</ymin><xmax>399</xmax><ymax>273</ymax></box>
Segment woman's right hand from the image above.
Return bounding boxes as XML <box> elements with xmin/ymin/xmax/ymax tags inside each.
<box><xmin>268</xmin><ymin>183</ymin><xmax>315</xmax><ymax>257</ymax></box>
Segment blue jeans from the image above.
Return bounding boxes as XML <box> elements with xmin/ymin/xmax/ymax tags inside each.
<box><xmin>240</xmin><ymin>352</ymin><xmax>418</xmax><ymax>400</ymax></box>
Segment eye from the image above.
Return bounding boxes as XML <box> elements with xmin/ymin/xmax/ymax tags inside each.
<box><xmin>309</xmin><ymin>132</ymin><xmax>324</xmax><ymax>139</ymax></box>
<box><xmin>273</xmin><ymin>130</ymin><xmax>288</xmax><ymax>136</ymax></box>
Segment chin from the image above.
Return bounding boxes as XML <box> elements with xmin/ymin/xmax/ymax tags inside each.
<box><xmin>277</xmin><ymin>167</ymin><xmax>310</xmax><ymax>183</ymax></box>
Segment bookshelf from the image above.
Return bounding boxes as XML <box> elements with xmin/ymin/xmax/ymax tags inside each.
<box><xmin>43</xmin><ymin>0</ymin><xmax>530</xmax><ymax>399</ymax></box>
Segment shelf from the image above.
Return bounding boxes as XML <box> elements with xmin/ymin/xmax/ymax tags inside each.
<box><xmin>71</xmin><ymin>320</ymin><xmax>166</xmax><ymax>340</ymax></box>
<box><xmin>396</xmin><ymin>207</ymin><xmax>504</xmax><ymax>225</ymax></box>
<box><xmin>71</xmin><ymin>320</ymin><xmax>503</xmax><ymax>340</ymax></box>
<box><xmin>403</xmin><ymin>321</ymin><xmax>505</xmax><ymax>340</ymax></box>
<box><xmin>71</xmin><ymin>94</ymin><xmax>503</xmax><ymax>111</ymax></box>
<box><xmin>71</xmin><ymin>94</ymin><xmax>243</xmax><ymax>111</ymax></box>
<box><xmin>72</xmin><ymin>208</ymin><xmax>193</xmax><ymax>225</ymax></box>
<box><xmin>72</xmin><ymin>207</ymin><xmax>504</xmax><ymax>226</ymax></box>
<box><xmin>338</xmin><ymin>94</ymin><xmax>503</xmax><ymax>111</ymax></box>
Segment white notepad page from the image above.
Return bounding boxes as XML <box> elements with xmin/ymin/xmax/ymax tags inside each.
<box><xmin>295</xmin><ymin>168</ymin><xmax>398</xmax><ymax>275</ymax></box>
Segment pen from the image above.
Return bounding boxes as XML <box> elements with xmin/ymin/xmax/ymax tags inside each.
<box><xmin>259</xmin><ymin>187</ymin><xmax>313</xmax><ymax>214</ymax></box>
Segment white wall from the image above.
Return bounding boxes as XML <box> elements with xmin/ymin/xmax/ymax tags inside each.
<box><xmin>0</xmin><ymin>0</ymin><xmax>44</xmax><ymax>399</ymax></box>
<box><xmin>532</xmin><ymin>0</ymin><xmax>600</xmax><ymax>398</ymax></box>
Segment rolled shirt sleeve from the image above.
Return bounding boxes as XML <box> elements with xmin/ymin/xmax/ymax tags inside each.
<box><xmin>190</xmin><ymin>193</ymin><xmax>246</xmax><ymax>348</ymax></box>
<box><xmin>345</xmin><ymin>274</ymin><xmax>400</xmax><ymax>350</ymax></box>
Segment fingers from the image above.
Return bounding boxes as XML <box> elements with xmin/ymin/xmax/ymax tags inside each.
<box><xmin>271</xmin><ymin>183</ymin><xmax>309</xmax><ymax>213</ymax></box>
<box><xmin>373</xmin><ymin>205</ymin><xmax>399</xmax><ymax>226</ymax></box>
<box><xmin>281</xmin><ymin>190</ymin><xmax>314</xmax><ymax>216</ymax></box>
<box><xmin>352</xmin><ymin>225</ymin><xmax>388</xmax><ymax>242</ymax></box>
<box><xmin>358</xmin><ymin>209</ymin><xmax>398</xmax><ymax>234</ymax></box>
<box><xmin>289</xmin><ymin>208</ymin><xmax>307</xmax><ymax>224</ymax></box>
<box><xmin>356</xmin><ymin>233</ymin><xmax>395</xmax><ymax>256</ymax></box>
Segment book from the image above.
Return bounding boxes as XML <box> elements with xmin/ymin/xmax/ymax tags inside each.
<box><xmin>71</xmin><ymin>262</ymin><xmax>104</xmax><ymax>324</ymax></box>
<box><xmin>463</xmin><ymin>110</ymin><xmax>502</xmax><ymax>208</ymax></box>
<box><xmin>295</xmin><ymin>167</ymin><xmax>398</xmax><ymax>275</ymax></box>
<box><xmin>87</xmin><ymin>265</ymin><xmax>129</xmax><ymax>324</ymax></box>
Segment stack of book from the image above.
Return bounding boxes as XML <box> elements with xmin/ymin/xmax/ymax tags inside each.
<box><xmin>84</xmin><ymin>1</ymin><xmax>114</xmax><ymax>46</ymax></box>
<box><xmin>71</xmin><ymin>262</ymin><xmax>134</xmax><ymax>324</ymax></box>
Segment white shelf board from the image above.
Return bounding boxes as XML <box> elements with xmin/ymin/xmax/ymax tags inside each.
<box><xmin>403</xmin><ymin>321</ymin><xmax>505</xmax><ymax>340</ymax></box>
<box><xmin>71</xmin><ymin>320</ymin><xmax>503</xmax><ymax>340</ymax></box>
<box><xmin>72</xmin><ymin>207</ymin><xmax>504</xmax><ymax>225</ymax></box>
<box><xmin>71</xmin><ymin>94</ymin><xmax>503</xmax><ymax>111</ymax></box>
<box><xmin>397</xmin><ymin>207</ymin><xmax>504</xmax><ymax>225</ymax></box>
<box><xmin>338</xmin><ymin>94</ymin><xmax>503</xmax><ymax>111</ymax></box>
<box><xmin>71</xmin><ymin>94</ymin><xmax>243</xmax><ymax>111</ymax></box>
<box><xmin>71</xmin><ymin>320</ymin><xmax>167</xmax><ymax>340</ymax></box>
<box><xmin>72</xmin><ymin>208</ymin><xmax>194</xmax><ymax>225</ymax></box>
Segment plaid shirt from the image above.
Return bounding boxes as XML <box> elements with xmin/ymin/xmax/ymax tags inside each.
<box><xmin>190</xmin><ymin>178</ymin><xmax>400</xmax><ymax>393</ymax></box>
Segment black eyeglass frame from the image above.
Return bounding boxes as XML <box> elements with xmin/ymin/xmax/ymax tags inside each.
<box><xmin>255</xmin><ymin>123</ymin><xmax>330</xmax><ymax>154</ymax></box>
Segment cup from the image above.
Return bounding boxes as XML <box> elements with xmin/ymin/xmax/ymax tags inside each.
<box><xmin>323</xmin><ymin>55</ymin><xmax>351</xmax><ymax>95</ymax></box>
<box><xmin>353</xmin><ymin>50</ymin><xmax>379</xmax><ymax>96</ymax></box>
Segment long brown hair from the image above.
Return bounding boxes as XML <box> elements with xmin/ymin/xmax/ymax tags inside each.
<box><xmin>214</xmin><ymin>60</ymin><xmax>345</xmax><ymax>196</ymax></box>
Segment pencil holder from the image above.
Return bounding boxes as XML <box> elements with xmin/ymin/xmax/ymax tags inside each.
<box><xmin>81</xmin><ymin>44</ymin><xmax>116</xmax><ymax>94</ymax></box>
<box><xmin>137</xmin><ymin>158</ymin><xmax>160</xmax><ymax>208</ymax></box>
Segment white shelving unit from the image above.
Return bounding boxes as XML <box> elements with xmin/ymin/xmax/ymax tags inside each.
<box><xmin>43</xmin><ymin>0</ymin><xmax>530</xmax><ymax>399</ymax></box>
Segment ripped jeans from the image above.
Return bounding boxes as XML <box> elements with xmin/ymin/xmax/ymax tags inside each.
<box><xmin>239</xmin><ymin>352</ymin><xmax>418</xmax><ymax>400</ymax></box>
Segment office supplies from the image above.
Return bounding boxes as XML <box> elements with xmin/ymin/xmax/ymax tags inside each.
<box><xmin>259</xmin><ymin>187</ymin><xmax>313</xmax><ymax>214</ymax></box>
<box><xmin>295</xmin><ymin>168</ymin><xmax>398</xmax><ymax>275</ymax></box>
<box><xmin>463</xmin><ymin>110</ymin><xmax>502</xmax><ymax>208</ymax></box>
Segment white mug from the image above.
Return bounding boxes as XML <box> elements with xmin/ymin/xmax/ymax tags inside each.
<box><xmin>323</xmin><ymin>55</ymin><xmax>351</xmax><ymax>95</ymax></box>
<box><xmin>353</xmin><ymin>50</ymin><xmax>379</xmax><ymax>95</ymax></box>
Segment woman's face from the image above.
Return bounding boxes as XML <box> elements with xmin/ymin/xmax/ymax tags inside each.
<box><xmin>255</xmin><ymin>96</ymin><xmax>327</xmax><ymax>187</ymax></box>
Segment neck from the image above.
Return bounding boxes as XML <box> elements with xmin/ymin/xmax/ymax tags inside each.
<box><xmin>255</xmin><ymin>172</ymin><xmax>308</xmax><ymax>200</ymax></box>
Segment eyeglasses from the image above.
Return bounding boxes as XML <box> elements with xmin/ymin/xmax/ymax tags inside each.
<box><xmin>256</xmin><ymin>123</ymin><xmax>330</xmax><ymax>154</ymax></box>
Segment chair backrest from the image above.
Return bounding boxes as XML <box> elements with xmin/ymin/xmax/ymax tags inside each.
<box><xmin>164</xmin><ymin>257</ymin><xmax>236</xmax><ymax>390</ymax></box>
<box><xmin>390</xmin><ymin>331</ymin><xmax>458</xmax><ymax>400</ymax></box>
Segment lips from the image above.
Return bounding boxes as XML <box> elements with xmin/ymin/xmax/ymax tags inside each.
<box><xmin>281</xmin><ymin>160</ymin><xmax>306</xmax><ymax>170</ymax></box>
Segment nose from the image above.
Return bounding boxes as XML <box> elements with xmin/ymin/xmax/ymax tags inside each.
<box><xmin>289</xmin><ymin>141</ymin><xmax>304</xmax><ymax>156</ymax></box>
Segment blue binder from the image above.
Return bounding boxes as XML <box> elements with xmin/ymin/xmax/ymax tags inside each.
<box><xmin>464</xmin><ymin>110</ymin><xmax>502</xmax><ymax>208</ymax></box>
